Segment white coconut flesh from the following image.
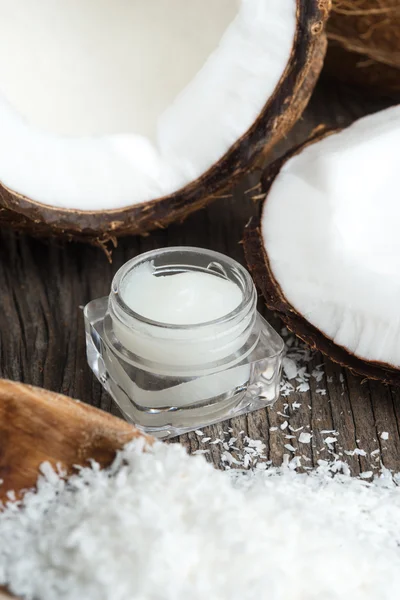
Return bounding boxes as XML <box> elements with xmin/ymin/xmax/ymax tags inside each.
<box><xmin>262</xmin><ymin>105</ymin><xmax>400</xmax><ymax>370</ymax></box>
<box><xmin>0</xmin><ymin>0</ymin><xmax>297</xmax><ymax>211</ymax></box>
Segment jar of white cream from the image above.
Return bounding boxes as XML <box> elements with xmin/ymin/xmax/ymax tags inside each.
<box><xmin>84</xmin><ymin>247</ymin><xmax>284</xmax><ymax>438</ymax></box>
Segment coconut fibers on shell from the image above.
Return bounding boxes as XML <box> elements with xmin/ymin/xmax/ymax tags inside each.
<box><xmin>1</xmin><ymin>438</ymin><xmax>400</xmax><ymax>600</ymax></box>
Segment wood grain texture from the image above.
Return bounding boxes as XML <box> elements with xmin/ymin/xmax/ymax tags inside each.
<box><xmin>0</xmin><ymin>82</ymin><xmax>398</xmax><ymax>478</ymax></box>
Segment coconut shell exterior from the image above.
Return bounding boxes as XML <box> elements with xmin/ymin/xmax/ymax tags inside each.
<box><xmin>243</xmin><ymin>130</ymin><xmax>400</xmax><ymax>387</ymax></box>
<box><xmin>325</xmin><ymin>0</ymin><xmax>400</xmax><ymax>95</ymax></box>
<box><xmin>0</xmin><ymin>379</ymin><xmax>149</xmax><ymax>503</ymax></box>
<box><xmin>0</xmin><ymin>0</ymin><xmax>330</xmax><ymax>245</ymax></box>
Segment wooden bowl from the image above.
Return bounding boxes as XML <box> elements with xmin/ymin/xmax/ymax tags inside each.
<box><xmin>0</xmin><ymin>379</ymin><xmax>148</xmax><ymax>599</ymax></box>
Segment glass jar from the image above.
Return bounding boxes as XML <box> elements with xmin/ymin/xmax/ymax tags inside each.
<box><xmin>84</xmin><ymin>247</ymin><xmax>284</xmax><ymax>439</ymax></box>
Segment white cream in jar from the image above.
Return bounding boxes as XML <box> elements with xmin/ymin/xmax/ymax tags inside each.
<box><xmin>112</xmin><ymin>260</ymin><xmax>252</xmax><ymax>369</ymax></box>
<box><xmin>122</xmin><ymin>262</ymin><xmax>243</xmax><ymax>325</ymax></box>
<box><xmin>84</xmin><ymin>247</ymin><xmax>284</xmax><ymax>438</ymax></box>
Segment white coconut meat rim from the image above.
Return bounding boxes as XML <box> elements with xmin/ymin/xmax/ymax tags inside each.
<box><xmin>0</xmin><ymin>0</ymin><xmax>297</xmax><ymax>211</ymax></box>
<box><xmin>263</xmin><ymin>105</ymin><xmax>400</xmax><ymax>370</ymax></box>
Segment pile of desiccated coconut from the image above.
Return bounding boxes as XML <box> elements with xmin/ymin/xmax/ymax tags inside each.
<box><xmin>1</xmin><ymin>438</ymin><xmax>400</xmax><ymax>600</ymax></box>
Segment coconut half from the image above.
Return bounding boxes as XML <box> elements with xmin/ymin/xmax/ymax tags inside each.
<box><xmin>244</xmin><ymin>105</ymin><xmax>400</xmax><ymax>386</ymax></box>
<box><xmin>325</xmin><ymin>0</ymin><xmax>400</xmax><ymax>95</ymax></box>
<box><xmin>0</xmin><ymin>0</ymin><xmax>329</xmax><ymax>242</ymax></box>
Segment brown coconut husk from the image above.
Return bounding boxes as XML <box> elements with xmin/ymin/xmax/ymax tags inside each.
<box><xmin>243</xmin><ymin>129</ymin><xmax>400</xmax><ymax>387</ymax></box>
<box><xmin>326</xmin><ymin>0</ymin><xmax>400</xmax><ymax>95</ymax></box>
<box><xmin>0</xmin><ymin>0</ymin><xmax>330</xmax><ymax>247</ymax></box>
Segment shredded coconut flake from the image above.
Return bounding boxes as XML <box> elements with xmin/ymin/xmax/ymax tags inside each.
<box><xmin>324</xmin><ymin>437</ymin><xmax>338</xmax><ymax>445</ymax></box>
<box><xmin>284</xmin><ymin>444</ymin><xmax>296</xmax><ymax>453</ymax></box>
<box><xmin>360</xmin><ymin>471</ymin><xmax>374</xmax><ymax>480</ymax></box>
<box><xmin>321</xmin><ymin>430</ymin><xmax>338</xmax><ymax>435</ymax></box>
<box><xmin>299</xmin><ymin>432</ymin><xmax>313</xmax><ymax>444</ymax></box>
<box><xmin>2</xmin><ymin>439</ymin><xmax>400</xmax><ymax>600</ymax></box>
<box><xmin>297</xmin><ymin>382</ymin><xmax>310</xmax><ymax>393</ymax></box>
<box><xmin>282</xmin><ymin>357</ymin><xmax>298</xmax><ymax>380</ymax></box>
<box><xmin>345</xmin><ymin>449</ymin><xmax>368</xmax><ymax>457</ymax></box>
<box><xmin>277</xmin><ymin>411</ymin><xmax>289</xmax><ymax>419</ymax></box>
<box><xmin>289</xmin><ymin>426</ymin><xmax>304</xmax><ymax>433</ymax></box>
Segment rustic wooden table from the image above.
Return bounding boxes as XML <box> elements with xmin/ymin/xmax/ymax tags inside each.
<box><xmin>1</xmin><ymin>81</ymin><xmax>399</xmax><ymax>476</ymax></box>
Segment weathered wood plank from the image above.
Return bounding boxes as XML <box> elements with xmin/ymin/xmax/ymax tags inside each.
<box><xmin>0</xmin><ymin>82</ymin><xmax>397</xmax><ymax>475</ymax></box>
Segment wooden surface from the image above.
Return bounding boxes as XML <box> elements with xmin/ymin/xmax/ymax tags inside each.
<box><xmin>1</xmin><ymin>81</ymin><xmax>399</xmax><ymax>476</ymax></box>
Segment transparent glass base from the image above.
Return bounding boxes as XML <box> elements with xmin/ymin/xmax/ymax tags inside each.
<box><xmin>84</xmin><ymin>298</ymin><xmax>284</xmax><ymax>439</ymax></box>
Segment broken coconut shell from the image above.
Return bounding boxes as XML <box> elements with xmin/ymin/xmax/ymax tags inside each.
<box><xmin>0</xmin><ymin>1</ymin><xmax>330</xmax><ymax>246</ymax></box>
<box><xmin>243</xmin><ymin>110</ymin><xmax>400</xmax><ymax>386</ymax></box>
<box><xmin>325</xmin><ymin>0</ymin><xmax>400</xmax><ymax>96</ymax></box>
